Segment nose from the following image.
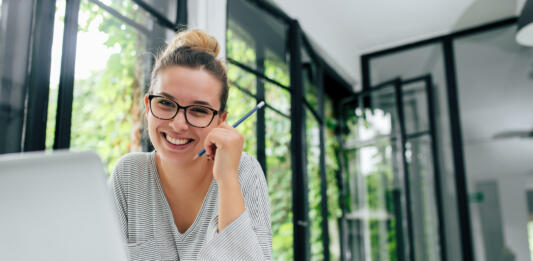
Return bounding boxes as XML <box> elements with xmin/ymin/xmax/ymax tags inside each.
<box><xmin>169</xmin><ymin>109</ymin><xmax>189</xmax><ymax>131</ymax></box>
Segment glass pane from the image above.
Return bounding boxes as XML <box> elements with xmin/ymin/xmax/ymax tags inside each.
<box><xmin>0</xmin><ymin>0</ymin><xmax>34</xmax><ymax>153</ymax></box>
<box><xmin>227</xmin><ymin>63</ymin><xmax>256</xmax><ymax>95</ymax></box>
<box><xmin>343</xmin><ymin>146</ymin><xmax>358</xmax><ymax>212</ymax></box>
<box><xmin>265</xmin><ymin>48</ymin><xmax>289</xmax><ymax>87</ymax></box>
<box><xmin>454</xmin><ymin>25</ymin><xmax>533</xmax><ymax>261</ymax></box>
<box><xmin>88</xmin><ymin>0</ymin><xmax>156</xmax><ymax>26</ymax></box>
<box><xmin>368</xmin><ymin>88</ymin><xmax>398</xmax><ymax>138</ymax></box>
<box><xmin>69</xmin><ymin>0</ymin><xmax>167</xmax><ymax>174</ymax></box>
<box><xmin>360</xmin><ymin>111</ymin><xmax>396</xmax><ymax>261</ymax></box>
<box><xmin>227</xmin><ymin>0</ymin><xmax>289</xmax><ymax>83</ymax></box>
<box><xmin>226</xmin><ymin>86</ymin><xmax>257</xmax><ymax>157</ymax></box>
<box><xmin>406</xmin><ymin>135</ymin><xmax>440</xmax><ymax>261</ymax></box>
<box><xmin>307</xmin><ymin>109</ymin><xmax>323</xmax><ymax>260</ymax></box>
<box><xmin>325</xmin><ymin>97</ymin><xmax>342</xmax><ymax>261</ymax></box>
<box><xmin>265</xmin><ymin>108</ymin><xmax>293</xmax><ymax>260</ymax></box>
<box><xmin>370</xmin><ymin>45</ymin><xmax>441</xmax><ymax>87</ymax></box>
<box><xmin>138</xmin><ymin>0</ymin><xmax>177</xmax><ymax>23</ymax></box>
<box><xmin>346</xmin><ymin>218</ymin><xmax>364</xmax><ymax>261</ymax></box>
<box><xmin>369</xmin><ymin>43</ymin><xmax>456</xmax><ymax>260</ymax></box>
<box><xmin>402</xmin><ymin>82</ymin><xmax>429</xmax><ymax>136</ymax></box>
<box><xmin>265</xmin><ymin>83</ymin><xmax>290</xmax><ymax>116</ymax></box>
<box><xmin>226</xmin><ymin>21</ymin><xmax>256</xmax><ymax>70</ymax></box>
<box><xmin>343</xmin><ymin>85</ymin><xmax>405</xmax><ymax>261</ymax></box>
<box><xmin>303</xmin><ymin>47</ymin><xmax>319</xmax><ymax>111</ymax></box>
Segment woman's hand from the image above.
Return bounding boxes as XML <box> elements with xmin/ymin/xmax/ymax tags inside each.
<box><xmin>204</xmin><ymin>122</ymin><xmax>246</xmax><ymax>231</ymax></box>
<box><xmin>203</xmin><ymin>122</ymin><xmax>244</xmax><ymax>185</ymax></box>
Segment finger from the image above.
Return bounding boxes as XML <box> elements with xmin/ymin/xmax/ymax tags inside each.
<box><xmin>203</xmin><ymin>127</ymin><xmax>242</xmax><ymax>159</ymax></box>
<box><xmin>204</xmin><ymin>135</ymin><xmax>215</xmax><ymax>159</ymax></box>
<box><xmin>204</xmin><ymin>129</ymin><xmax>224</xmax><ymax>158</ymax></box>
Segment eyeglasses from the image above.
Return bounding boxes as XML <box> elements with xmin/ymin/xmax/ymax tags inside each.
<box><xmin>148</xmin><ymin>95</ymin><xmax>219</xmax><ymax>128</ymax></box>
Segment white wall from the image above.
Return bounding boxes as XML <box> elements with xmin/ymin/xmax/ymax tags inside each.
<box><xmin>187</xmin><ymin>0</ymin><xmax>227</xmax><ymax>59</ymax></box>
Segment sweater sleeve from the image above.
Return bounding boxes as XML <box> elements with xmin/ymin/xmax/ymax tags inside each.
<box><xmin>109</xmin><ymin>159</ymin><xmax>129</xmax><ymax>242</ymax></box>
<box><xmin>198</xmin><ymin>154</ymin><xmax>272</xmax><ymax>260</ymax></box>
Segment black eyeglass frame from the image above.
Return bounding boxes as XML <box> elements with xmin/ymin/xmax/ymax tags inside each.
<box><xmin>148</xmin><ymin>94</ymin><xmax>219</xmax><ymax>128</ymax></box>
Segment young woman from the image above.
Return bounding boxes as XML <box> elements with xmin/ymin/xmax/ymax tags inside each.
<box><xmin>110</xmin><ymin>29</ymin><xmax>272</xmax><ymax>260</ymax></box>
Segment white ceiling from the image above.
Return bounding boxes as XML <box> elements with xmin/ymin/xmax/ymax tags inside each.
<box><xmin>271</xmin><ymin>0</ymin><xmax>525</xmax><ymax>91</ymax></box>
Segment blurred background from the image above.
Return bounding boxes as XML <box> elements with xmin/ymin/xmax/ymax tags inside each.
<box><xmin>1</xmin><ymin>0</ymin><xmax>532</xmax><ymax>260</ymax></box>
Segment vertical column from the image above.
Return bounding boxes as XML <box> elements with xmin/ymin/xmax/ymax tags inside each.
<box><xmin>53</xmin><ymin>0</ymin><xmax>80</xmax><ymax>149</ymax></box>
<box><xmin>335</xmin><ymin>98</ymin><xmax>349</xmax><ymax>261</ymax></box>
<box><xmin>176</xmin><ymin>0</ymin><xmax>187</xmax><ymax>30</ymax></box>
<box><xmin>24</xmin><ymin>0</ymin><xmax>57</xmax><ymax>151</ymax></box>
<box><xmin>289</xmin><ymin>20</ymin><xmax>310</xmax><ymax>261</ymax></box>
<box><xmin>317</xmin><ymin>65</ymin><xmax>331</xmax><ymax>261</ymax></box>
<box><xmin>424</xmin><ymin>75</ymin><xmax>448</xmax><ymax>261</ymax></box>
<box><xmin>394</xmin><ymin>79</ymin><xmax>415</xmax><ymax>261</ymax></box>
<box><xmin>256</xmin><ymin>43</ymin><xmax>266</xmax><ymax>175</ymax></box>
<box><xmin>442</xmin><ymin>38</ymin><xmax>474</xmax><ymax>261</ymax></box>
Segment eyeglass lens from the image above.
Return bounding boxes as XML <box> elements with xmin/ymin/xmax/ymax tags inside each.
<box><xmin>150</xmin><ymin>96</ymin><xmax>214</xmax><ymax>127</ymax></box>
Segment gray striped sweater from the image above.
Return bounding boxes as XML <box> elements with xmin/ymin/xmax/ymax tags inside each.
<box><xmin>110</xmin><ymin>151</ymin><xmax>272</xmax><ymax>260</ymax></box>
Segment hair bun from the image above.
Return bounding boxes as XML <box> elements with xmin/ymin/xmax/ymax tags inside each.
<box><xmin>168</xmin><ymin>29</ymin><xmax>220</xmax><ymax>58</ymax></box>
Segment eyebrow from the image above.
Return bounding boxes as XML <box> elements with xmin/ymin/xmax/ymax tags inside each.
<box><xmin>157</xmin><ymin>92</ymin><xmax>214</xmax><ymax>107</ymax></box>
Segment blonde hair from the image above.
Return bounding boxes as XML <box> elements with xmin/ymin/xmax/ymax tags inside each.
<box><xmin>150</xmin><ymin>29</ymin><xmax>228</xmax><ymax>112</ymax></box>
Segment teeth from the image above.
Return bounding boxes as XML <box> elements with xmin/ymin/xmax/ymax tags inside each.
<box><xmin>165</xmin><ymin>135</ymin><xmax>191</xmax><ymax>145</ymax></box>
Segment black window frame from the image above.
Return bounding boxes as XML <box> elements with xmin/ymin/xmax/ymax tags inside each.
<box><xmin>226</xmin><ymin>1</ymin><xmax>353</xmax><ymax>260</ymax></box>
<box><xmin>359</xmin><ymin>17</ymin><xmax>519</xmax><ymax>261</ymax></box>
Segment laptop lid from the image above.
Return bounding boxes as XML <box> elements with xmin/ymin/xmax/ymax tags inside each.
<box><xmin>0</xmin><ymin>150</ymin><xmax>127</xmax><ymax>261</ymax></box>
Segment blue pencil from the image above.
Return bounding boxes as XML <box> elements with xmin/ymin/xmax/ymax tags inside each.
<box><xmin>193</xmin><ymin>101</ymin><xmax>265</xmax><ymax>160</ymax></box>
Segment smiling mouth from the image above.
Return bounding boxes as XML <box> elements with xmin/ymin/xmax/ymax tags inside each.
<box><xmin>162</xmin><ymin>133</ymin><xmax>194</xmax><ymax>146</ymax></box>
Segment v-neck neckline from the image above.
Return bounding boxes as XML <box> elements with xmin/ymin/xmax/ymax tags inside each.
<box><xmin>151</xmin><ymin>151</ymin><xmax>215</xmax><ymax>240</ymax></box>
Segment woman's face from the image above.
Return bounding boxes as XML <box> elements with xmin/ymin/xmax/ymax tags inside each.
<box><xmin>145</xmin><ymin>66</ymin><xmax>226</xmax><ymax>164</ymax></box>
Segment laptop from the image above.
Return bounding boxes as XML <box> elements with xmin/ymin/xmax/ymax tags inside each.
<box><xmin>0</xmin><ymin>150</ymin><xmax>128</xmax><ymax>261</ymax></box>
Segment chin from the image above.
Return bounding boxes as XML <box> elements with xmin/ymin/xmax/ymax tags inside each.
<box><xmin>155</xmin><ymin>147</ymin><xmax>192</xmax><ymax>164</ymax></box>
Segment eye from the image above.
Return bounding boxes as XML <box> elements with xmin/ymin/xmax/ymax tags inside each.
<box><xmin>189</xmin><ymin>106</ymin><xmax>211</xmax><ymax>115</ymax></box>
<box><xmin>157</xmin><ymin>98</ymin><xmax>174</xmax><ymax>107</ymax></box>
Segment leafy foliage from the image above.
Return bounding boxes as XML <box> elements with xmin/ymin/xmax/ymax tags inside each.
<box><xmin>325</xmin><ymin>98</ymin><xmax>342</xmax><ymax>261</ymax></box>
<box><xmin>67</xmin><ymin>1</ymin><xmax>146</xmax><ymax>174</ymax></box>
<box><xmin>307</xmin><ymin>109</ymin><xmax>324</xmax><ymax>260</ymax></box>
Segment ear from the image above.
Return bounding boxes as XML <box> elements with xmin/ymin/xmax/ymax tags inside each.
<box><xmin>144</xmin><ymin>94</ymin><xmax>150</xmax><ymax>117</ymax></box>
<box><xmin>219</xmin><ymin>111</ymin><xmax>227</xmax><ymax>123</ymax></box>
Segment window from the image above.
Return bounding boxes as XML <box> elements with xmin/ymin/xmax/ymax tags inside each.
<box><xmin>227</xmin><ymin>1</ymin><xmax>346</xmax><ymax>259</ymax></box>
<box><xmin>227</xmin><ymin>0</ymin><xmax>294</xmax><ymax>259</ymax></box>
<box><xmin>0</xmin><ymin>0</ymin><xmax>36</xmax><ymax>153</ymax></box>
<box><xmin>44</xmin><ymin>0</ymin><xmax>181</xmax><ymax>174</ymax></box>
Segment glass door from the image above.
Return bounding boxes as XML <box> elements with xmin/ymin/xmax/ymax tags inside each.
<box><xmin>343</xmin><ymin>82</ymin><xmax>405</xmax><ymax>261</ymax></box>
<box><xmin>342</xmin><ymin>77</ymin><xmax>444</xmax><ymax>261</ymax></box>
<box><xmin>401</xmin><ymin>77</ymin><xmax>443</xmax><ymax>261</ymax></box>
